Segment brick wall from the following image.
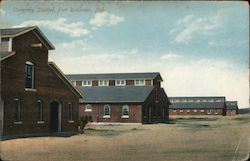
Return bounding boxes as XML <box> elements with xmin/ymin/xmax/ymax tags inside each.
<box><xmin>79</xmin><ymin>104</ymin><xmax>142</xmax><ymax>123</ymax></box>
<box><xmin>1</xmin><ymin>31</ymin><xmax>79</xmax><ymax>136</ymax></box>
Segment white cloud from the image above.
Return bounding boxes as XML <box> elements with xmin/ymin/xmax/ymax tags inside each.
<box><xmin>89</xmin><ymin>11</ymin><xmax>124</xmax><ymax>27</ymax></box>
<box><xmin>49</xmin><ymin>42</ymin><xmax>248</xmax><ymax>108</ymax></box>
<box><xmin>162</xmin><ymin>58</ymin><xmax>248</xmax><ymax>108</ymax></box>
<box><xmin>161</xmin><ymin>52</ymin><xmax>181</xmax><ymax>61</ymax></box>
<box><xmin>171</xmin><ymin>12</ymin><xmax>222</xmax><ymax>44</ymax></box>
<box><xmin>13</xmin><ymin>18</ymin><xmax>89</xmax><ymax>37</ymax></box>
<box><xmin>60</xmin><ymin>40</ymin><xmax>87</xmax><ymax>49</ymax></box>
<box><xmin>0</xmin><ymin>9</ymin><xmax>5</xmax><ymax>15</ymax></box>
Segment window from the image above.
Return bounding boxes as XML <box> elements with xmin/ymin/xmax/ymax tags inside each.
<box><xmin>187</xmin><ymin>110</ymin><xmax>190</xmax><ymax>112</ymax></box>
<box><xmin>180</xmin><ymin>109</ymin><xmax>183</xmax><ymax>112</ymax></box>
<box><xmin>37</xmin><ymin>100</ymin><xmax>43</xmax><ymax>121</ymax></box>
<box><xmin>207</xmin><ymin>109</ymin><xmax>211</xmax><ymax>114</ymax></box>
<box><xmin>115</xmin><ymin>80</ymin><xmax>125</xmax><ymax>86</ymax></box>
<box><xmin>173</xmin><ymin>108</ymin><xmax>176</xmax><ymax>112</ymax></box>
<box><xmin>72</xmin><ymin>81</ymin><xmax>76</xmax><ymax>86</ymax></box>
<box><xmin>99</xmin><ymin>80</ymin><xmax>109</xmax><ymax>86</ymax></box>
<box><xmin>76</xmin><ymin>81</ymin><xmax>82</xmax><ymax>86</ymax></box>
<box><xmin>25</xmin><ymin>61</ymin><xmax>34</xmax><ymax>89</ymax></box>
<box><xmin>200</xmin><ymin>110</ymin><xmax>204</xmax><ymax>112</ymax></box>
<box><xmin>83</xmin><ymin>80</ymin><xmax>92</xmax><ymax>86</ymax></box>
<box><xmin>14</xmin><ymin>98</ymin><xmax>21</xmax><ymax>122</ymax></box>
<box><xmin>194</xmin><ymin>109</ymin><xmax>197</xmax><ymax>112</ymax></box>
<box><xmin>103</xmin><ymin>105</ymin><xmax>110</xmax><ymax>117</ymax></box>
<box><xmin>134</xmin><ymin>79</ymin><xmax>145</xmax><ymax>86</ymax></box>
<box><xmin>85</xmin><ymin>104</ymin><xmax>92</xmax><ymax>112</ymax></box>
<box><xmin>68</xmin><ymin>103</ymin><xmax>73</xmax><ymax>121</ymax></box>
<box><xmin>215</xmin><ymin>109</ymin><xmax>218</xmax><ymax>113</ymax></box>
<box><xmin>0</xmin><ymin>37</ymin><xmax>12</xmax><ymax>52</ymax></box>
<box><xmin>122</xmin><ymin>105</ymin><xmax>129</xmax><ymax>118</ymax></box>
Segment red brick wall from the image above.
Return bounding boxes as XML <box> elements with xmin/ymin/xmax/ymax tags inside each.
<box><xmin>126</xmin><ymin>80</ymin><xmax>134</xmax><ymax>86</ymax></box>
<box><xmin>145</xmin><ymin>79</ymin><xmax>152</xmax><ymax>86</ymax></box>
<box><xmin>92</xmin><ymin>80</ymin><xmax>98</xmax><ymax>86</ymax></box>
<box><xmin>226</xmin><ymin>110</ymin><xmax>237</xmax><ymax>116</ymax></box>
<box><xmin>1</xmin><ymin>31</ymin><xmax>79</xmax><ymax>136</ymax></box>
<box><xmin>109</xmin><ymin>80</ymin><xmax>115</xmax><ymax>86</ymax></box>
<box><xmin>79</xmin><ymin>104</ymin><xmax>142</xmax><ymax>123</ymax></box>
<box><xmin>169</xmin><ymin>109</ymin><xmax>223</xmax><ymax>115</ymax></box>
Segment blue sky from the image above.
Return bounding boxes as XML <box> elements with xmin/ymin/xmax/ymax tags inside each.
<box><xmin>1</xmin><ymin>1</ymin><xmax>249</xmax><ymax>108</ymax></box>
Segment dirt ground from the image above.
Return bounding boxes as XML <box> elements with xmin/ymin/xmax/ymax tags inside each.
<box><xmin>1</xmin><ymin>115</ymin><xmax>249</xmax><ymax>161</ymax></box>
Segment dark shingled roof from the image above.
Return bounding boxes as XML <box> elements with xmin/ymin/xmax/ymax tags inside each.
<box><xmin>67</xmin><ymin>72</ymin><xmax>162</xmax><ymax>81</ymax></box>
<box><xmin>1</xmin><ymin>26</ymin><xmax>34</xmax><ymax>36</ymax></box>
<box><xmin>77</xmin><ymin>86</ymin><xmax>155</xmax><ymax>103</ymax></box>
<box><xmin>226</xmin><ymin>101</ymin><xmax>238</xmax><ymax>110</ymax></box>
<box><xmin>170</xmin><ymin>102</ymin><xmax>225</xmax><ymax>109</ymax></box>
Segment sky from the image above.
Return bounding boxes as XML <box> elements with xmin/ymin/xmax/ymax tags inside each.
<box><xmin>1</xmin><ymin>1</ymin><xmax>249</xmax><ymax>108</ymax></box>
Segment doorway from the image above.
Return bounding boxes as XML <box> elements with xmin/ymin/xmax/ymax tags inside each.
<box><xmin>50</xmin><ymin>101</ymin><xmax>62</xmax><ymax>132</ymax></box>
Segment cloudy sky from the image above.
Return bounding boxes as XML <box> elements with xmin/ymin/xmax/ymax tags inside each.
<box><xmin>1</xmin><ymin>1</ymin><xmax>249</xmax><ymax>108</ymax></box>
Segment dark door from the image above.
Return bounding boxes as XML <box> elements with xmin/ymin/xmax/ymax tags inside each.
<box><xmin>50</xmin><ymin>101</ymin><xmax>59</xmax><ymax>132</ymax></box>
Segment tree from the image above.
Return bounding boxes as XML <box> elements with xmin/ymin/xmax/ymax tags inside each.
<box><xmin>79</xmin><ymin>116</ymin><xmax>92</xmax><ymax>133</ymax></box>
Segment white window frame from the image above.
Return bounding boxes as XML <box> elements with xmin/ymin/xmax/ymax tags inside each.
<box><xmin>187</xmin><ymin>110</ymin><xmax>190</xmax><ymax>112</ymax></box>
<box><xmin>207</xmin><ymin>109</ymin><xmax>211</xmax><ymax>114</ymax></box>
<box><xmin>98</xmin><ymin>80</ymin><xmax>109</xmax><ymax>86</ymax></box>
<box><xmin>82</xmin><ymin>80</ymin><xmax>92</xmax><ymax>86</ymax></box>
<box><xmin>194</xmin><ymin>109</ymin><xmax>197</xmax><ymax>112</ymax></box>
<box><xmin>85</xmin><ymin>104</ymin><xmax>92</xmax><ymax>112</ymax></box>
<box><xmin>134</xmin><ymin>79</ymin><xmax>145</xmax><ymax>86</ymax></box>
<box><xmin>200</xmin><ymin>109</ymin><xmax>204</xmax><ymax>112</ymax></box>
<box><xmin>180</xmin><ymin>109</ymin><xmax>183</xmax><ymax>112</ymax></box>
<box><xmin>103</xmin><ymin>105</ymin><xmax>111</xmax><ymax>118</ymax></box>
<box><xmin>72</xmin><ymin>81</ymin><xmax>76</xmax><ymax>86</ymax></box>
<box><xmin>115</xmin><ymin>80</ymin><xmax>126</xmax><ymax>86</ymax></box>
<box><xmin>121</xmin><ymin>105</ymin><xmax>129</xmax><ymax>118</ymax></box>
<box><xmin>8</xmin><ymin>38</ymin><xmax>12</xmax><ymax>52</ymax></box>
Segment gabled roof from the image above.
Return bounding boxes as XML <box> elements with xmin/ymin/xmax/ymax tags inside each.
<box><xmin>77</xmin><ymin>86</ymin><xmax>155</xmax><ymax>103</ymax></box>
<box><xmin>169</xmin><ymin>102</ymin><xmax>225</xmax><ymax>109</ymax></box>
<box><xmin>48</xmin><ymin>62</ymin><xmax>84</xmax><ymax>99</ymax></box>
<box><xmin>67</xmin><ymin>72</ymin><xmax>163</xmax><ymax>81</ymax></box>
<box><xmin>0</xmin><ymin>51</ymin><xmax>16</xmax><ymax>61</ymax></box>
<box><xmin>0</xmin><ymin>26</ymin><xmax>55</xmax><ymax>50</ymax></box>
<box><xmin>226</xmin><ymin>101</ymin><xmax>238</xmax><ymax>110</ymax></box>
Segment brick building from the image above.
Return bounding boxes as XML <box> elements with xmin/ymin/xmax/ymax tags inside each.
<box><xmin>169</xmin><ymin>97</ymin><xmax>227</xmax><ymax>116</ymax></box>
<box><xmin>0</xmin><ymin>26</ymin><xmax>83</xmax><ymax>137</ymax></box>
<box><xmin>226</xmin><ymin>101</ymin><xmax>238</xmax><ymax>116</ymax></box>
<box><xmin>67</xmin><ymin>73</ymin><xmax>171</xmax><ymax>123</ymax></box>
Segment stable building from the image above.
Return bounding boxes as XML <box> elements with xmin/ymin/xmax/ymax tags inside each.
<box><xmin>169</xmin><ymin>97</ymin><xmax>227</xmax><ymax>116</ymax></box>
<box><xmin>226</xmin><ymin>101</ymin><xmax>238</xmax><ymax>116</ymax></box>
<box><xmin>67</xmin><ymin>73</ymin><xmax>171</xmax><ymax>124</ymax></box>
<box><xmin>0</xmin><ymin>26</ymin><xmax>83</xmax><ymax>138</ymax></box>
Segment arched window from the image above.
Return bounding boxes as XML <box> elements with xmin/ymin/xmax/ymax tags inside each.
<box><xmin>104</xmin><ymin>105</ymin><xmax>110</xmax><ymax>116</ymax></box>
<box><xmin>122</xmin><ymin>105</ymin><xmax>129</xmax><ymax>116</ymax></box>
<box><xmin>25</xmin><ymin>61</ymin><xmax>35</xmax><ymax>89</ymax></box>
<box><xmin>85</xmin><ymin>104</ymin><xmax>92</xmax><ymax>112</ymax></box>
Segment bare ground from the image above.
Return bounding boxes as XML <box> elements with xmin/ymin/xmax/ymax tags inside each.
<box><xmin>1</xmin><ymin>115</ymin><xmax>249</xmax><ymax>161</ymax></box>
